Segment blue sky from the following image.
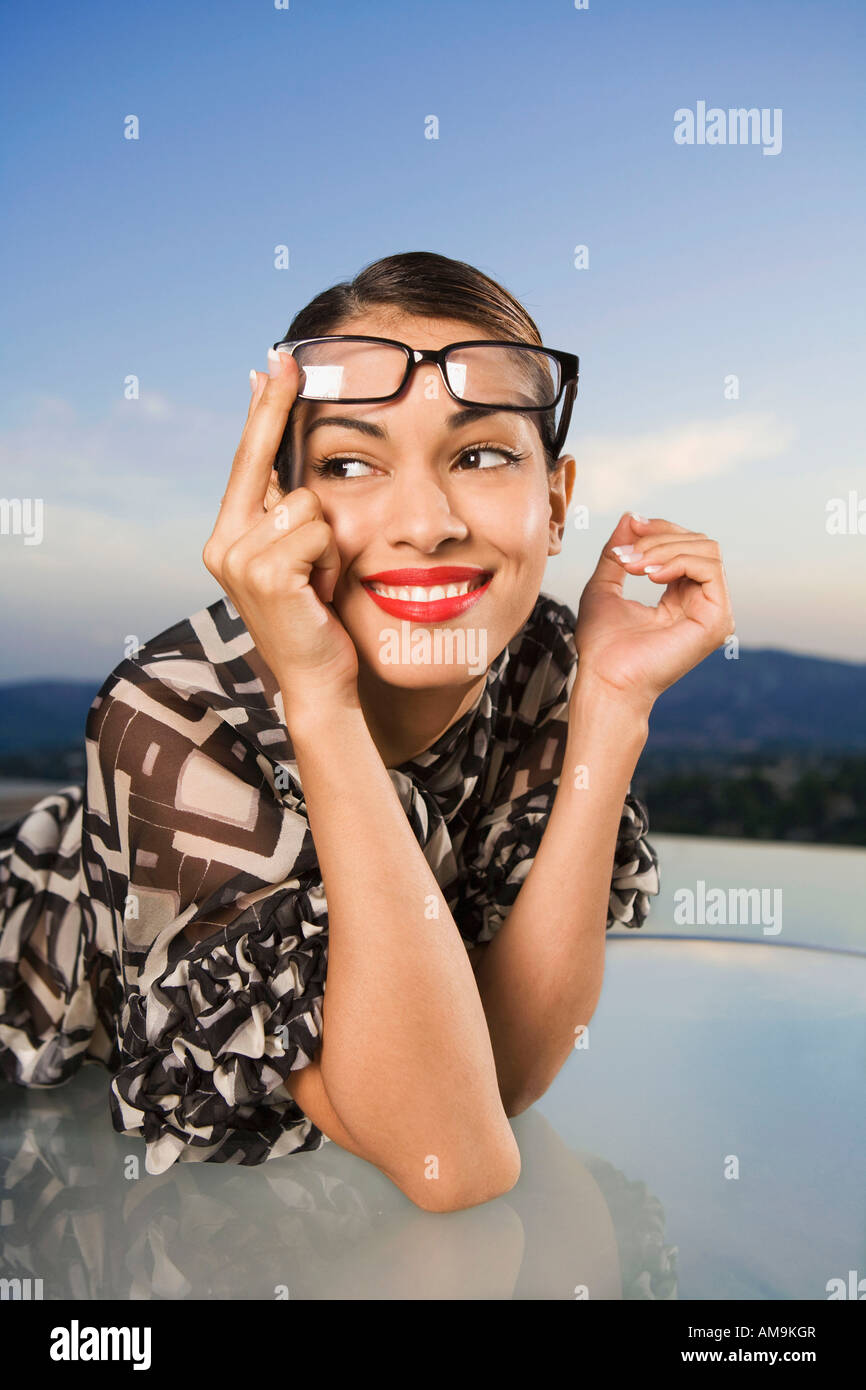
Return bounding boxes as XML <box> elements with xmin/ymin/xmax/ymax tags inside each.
<box><xmin>1</xmin><ymin>0</ymin><xmax>864</xmax><ymax>680</ymax></box>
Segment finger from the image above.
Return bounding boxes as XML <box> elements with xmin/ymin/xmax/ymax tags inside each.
<box><xmin>285</xmin><ymin>516</ymin><xmax>343</xmax><ymax>605</ymax></box>
<box><xmin>628</xmin><ymin>514</ymin><xmax>695</xmax><ymax>537</ymax></box>
<box><xmin>222</xmin><ymin>489</ymin><xmax>343</xmax><ymax>603</ymax></box>
<box><xmin>613</xmin><ymin>528</ymin><xmax>710</xmax><ymax>551</ymax></box>
<box><xmin>612</xmin><ymin>536</ymin><xmax>718</xmax><ymax>571</ymax></box>
<box><xmin>590</xmin><ymin>511</ymin><xmax>653</xmax><ymax>592</ymax></box>
<box><xmin>244</xmin><ymin>369</ymin><xmax>267</xmax><ymax>426</ymax></box>
<box><xmin>636</xmin><ymin>552</ymin><xmax>734</xmax><ymax>627</ymax></box>
<box><xmin>228</xmin><ymin>515</ymin><xmax>343</xmax><ymax>608</ymax></box>
<box><xmin>220</xmin><ymin>348</ymin><xmax>300</xmax><ymax>530</ymax></box>
<box><xmin>223</xmin><ymin>486</ymin><xmax>323</xmax><ymax>559</ymax></box>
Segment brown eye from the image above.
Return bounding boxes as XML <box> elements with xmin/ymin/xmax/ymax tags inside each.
<box><xmin>309</xmin><ymin>457</ymin><xmax>376</xmax><ymax>479</ymax></box>
<box><xmin>456</xmin><ymin>445</ymin><xmax>527</xmax><ymax>470</ymax></box>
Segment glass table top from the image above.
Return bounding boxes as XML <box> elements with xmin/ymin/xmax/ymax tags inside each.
<box><xmin>2</xmin><ymin>835</ymin><xmax>864</xmax><ymax>1300</ymax></box>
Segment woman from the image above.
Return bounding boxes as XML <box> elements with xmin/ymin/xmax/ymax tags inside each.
<box><xmin>0</xmin><ymin>251</ymin><xmax>734</xmax><ymax>1212</ymax></box>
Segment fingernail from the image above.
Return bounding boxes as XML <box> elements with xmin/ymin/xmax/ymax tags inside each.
<box><xmin>643</xmin><ymin>564</ymin><xmax>663</xmax><ymax>573</ymax></box>
<box><xmin>612</xmin><ymin>545</ymin><xmax>637</xmax><ymax>557</ymax></box>
<box><xmin>631</xmin><ymin>513</ymin><xmax>648</xmax><ymax>523</ymax></box>
<box><xmin>267</xmin><ymin>347</ymin><xmax>285</xmax><ymax>377</ymax></box>
<box><xmin>249</xmin><ymin>369</ymin><xmax>258</xmax><ymax>391</ymax></box>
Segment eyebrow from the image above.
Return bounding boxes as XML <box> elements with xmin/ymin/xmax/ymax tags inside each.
<box><xmin>302</xmin><ymin>406</ymin><xmax>519</xmax><ymax>442</ymax></box>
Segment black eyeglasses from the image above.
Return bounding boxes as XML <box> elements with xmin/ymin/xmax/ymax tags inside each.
<box><xmin>271</xmin><ymin>334</ymin><xmax>580</xmax><ymax>457</ymax></box>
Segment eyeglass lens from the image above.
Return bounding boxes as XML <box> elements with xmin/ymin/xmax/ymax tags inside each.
<box><xmin>289</xmin><ymin>340</ymin><xmax>561</xmax><ymax>408</ymax></box>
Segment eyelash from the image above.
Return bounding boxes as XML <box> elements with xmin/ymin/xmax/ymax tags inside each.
<box><xmin>308</xmin><ymin>442</ymin><xmax>529</xmax><ymax>480</ymax></box>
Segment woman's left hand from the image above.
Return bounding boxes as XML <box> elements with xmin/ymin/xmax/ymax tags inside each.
<box><xmin>573</xmin><ymin>512</ymin><xmax>736</xmax><ymax>719</ymax></box>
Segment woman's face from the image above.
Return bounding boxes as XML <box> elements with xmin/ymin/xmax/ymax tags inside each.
<box><xmin>286</xmin><ymin>310</ymin><xmax>575</xmax><ymax>690</ymax></box>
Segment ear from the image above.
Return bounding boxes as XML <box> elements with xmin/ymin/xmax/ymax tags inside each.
<box><xmin>548</xmin><ymin>454</ymin><xmax>576</xmax><ymax>556</ymax></box>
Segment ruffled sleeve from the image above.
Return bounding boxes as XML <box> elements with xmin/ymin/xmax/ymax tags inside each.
<box><xmin>458</xmin><ymin>778</ymin><xmax>660</xmax><ymax>941</ymax></box>
<box><xmin>0</xmin><ymin>783</ymin><xmax>118</xmax><ymax>1085</ymax></box>
<box><xmin>606</xmin><ymin>788</ymin><xmax>660</xmax><ymax>929</ymax></box>
<box><xmin>82</xmin><ymin>630</ymin><xmax>334</xmax><ymax>1175</ymax></box>
<box><xmin>109</xmin><ymin>888</ymin><xmax>330</xmax><ymax>1176</ymax></box>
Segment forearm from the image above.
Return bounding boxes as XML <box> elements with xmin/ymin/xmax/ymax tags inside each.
<box><xmin>471</xmin><ymin>671</ymin><xmax>650</xmax><ymax>1111</ymax></box>
<box><xmin>286</xmin><ymin>700</ymin><xmax>516</xmax><ymax>1187</ymax></box>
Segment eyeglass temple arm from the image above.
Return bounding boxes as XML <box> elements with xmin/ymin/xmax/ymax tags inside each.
<box><xmin>552</xmin><ymin>375</ymin><xmax>578</xmax><ymax>457</ymax></box>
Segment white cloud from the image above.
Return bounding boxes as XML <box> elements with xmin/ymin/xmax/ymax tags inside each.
<box><xmin>0</xmin><ymin>391</ymin><xmax>238</xmax><ymax>678</ymax></box>
<box><xmin>571</xmin><ymin>413</ymin><xmax>797</xmax><ymax>509</ymax></box>
<box><xmin>0</xmin><ymin>390</ymin><xmax>241</xmax><ymax>513</ymax></box>
<box><xmin>0</xmin><ymin>499</ymin><xmax>221</xmax><ymax>679</ymax></box>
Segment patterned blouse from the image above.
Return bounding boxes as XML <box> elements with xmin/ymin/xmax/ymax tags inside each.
<box><xmin>0</xmin><ymin>589</ymin><xmax>660</xmax><ymax>1176</ymax></box>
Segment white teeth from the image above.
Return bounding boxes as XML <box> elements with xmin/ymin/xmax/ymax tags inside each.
<box><xmin>368</xmin><ymin>576</ymin><xmax>487</xmax><ymax>600</ymax></box>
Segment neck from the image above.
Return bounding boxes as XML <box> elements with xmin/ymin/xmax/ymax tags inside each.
<box><xmin>356</xmin><ymin>661</ymin><xmax>489</xmax><ymax>768</ymax></box>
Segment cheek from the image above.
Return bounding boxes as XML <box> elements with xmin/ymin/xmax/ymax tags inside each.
<box><xmin>325</xmin><ymin>507</ymin><xmax>363</xmax><ymax>552</ymax></box>
<box><xmin>319</xmin><ymin>506</ymin><xmax>367</xmax><ymax>590</ymax></box>
<box><xmin>482</xmin><ymin>485</ymin><xmax>551</xmax><ymax>554</ymax></box>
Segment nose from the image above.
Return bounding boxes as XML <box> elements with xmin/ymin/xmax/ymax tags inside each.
<box><xmin>373</xmin><ymin>360</ymin><xmax>468</xmax><ymax>551</ymax></box>
<box><xmin>381</xmin><ymin>453</ymin><xmax>469</xmax><ymax>553</ymax></box>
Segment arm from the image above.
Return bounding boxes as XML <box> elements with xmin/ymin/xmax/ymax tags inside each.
<box><xmin>287</xmin><ymin>701</ymin><xmax>521</xmax><ymax>1209</ymax></box>
<box><xmin>470</xmin><ymin>668</ymin><xmax>649</xmax><ymax>1114</ymax></box>
<box><xmin>470</xmin><ymin>504</ymin><xmax>735</xmax><ymax>1114</ymax></box>
<box><xmin>200</xmin><ymin>355</ymin><xmax>520</xmax><ymax>1209</ymax></box>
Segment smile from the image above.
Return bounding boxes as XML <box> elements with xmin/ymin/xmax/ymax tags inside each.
<box><xmin>361</xmin><ymin>566</ymin><xmax>492</xmax><ymax>620</ymax></box>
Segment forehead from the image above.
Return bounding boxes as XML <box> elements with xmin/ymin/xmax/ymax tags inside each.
<box><xmin>324</xmin><ymin>309</ymin><xmax>497</xmax><ymax>349</ymax></box>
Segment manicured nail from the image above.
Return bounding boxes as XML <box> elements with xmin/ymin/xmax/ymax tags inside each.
<box><xmin>643</xmin><ymin>564</ymin><xmax>663</xmax><ymax>573</ymax></box>
<box><xmin>249</xmin><ymin>369</ymin><xmax>258</xmax><ymax>390</ymax></box>
<box><xmin>267</xmin><ymin>347</ymin><xmax>284</xmax><ymax>377</ymax></box>
<box><xmin>631</xmin><ymin>513</ymin><xmax>648</xmax><ymax>523</ymax></box>
<box><xmin>612</xmin><ymin>544</ymin><xmax>637</xmax><ymax>557</ymax></box>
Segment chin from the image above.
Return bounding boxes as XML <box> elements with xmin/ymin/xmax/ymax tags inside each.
<box><xmin>358</xmin><ymin>656</ymin><xmax>489</xmax><ymax>689</ymax></box>
<box><xmin>352</xmin><ymin>613</ymin><xmax>492</xmax><ymax>684</ymax></box>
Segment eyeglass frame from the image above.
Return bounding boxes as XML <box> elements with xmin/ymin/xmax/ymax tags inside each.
<box><xmin>271</xmin><ymin>334</ymin><xmax>580</xmax><ymax>458</ymax></box>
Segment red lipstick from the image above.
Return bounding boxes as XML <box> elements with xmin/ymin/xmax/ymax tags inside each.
<box><xmin>363</xmin><ymin>566</ymin><xmax>487</xmax><ymax>584</ymax></box>
<box><xmin>361</xmin><ymin>566</ymin><xmax>492</xmax><ymax>622</ymax></box>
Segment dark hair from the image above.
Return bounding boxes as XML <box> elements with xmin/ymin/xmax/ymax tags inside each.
<box><xmin>273</xmin><ymin>250</ymin><xmax>559</xmax><ymax>491</ymax></box>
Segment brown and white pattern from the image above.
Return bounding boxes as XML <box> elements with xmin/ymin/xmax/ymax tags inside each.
<box><xmin>0</xmin><ymin>590</ymin><xmax>660</xmax><ymax>1175</ymax></box>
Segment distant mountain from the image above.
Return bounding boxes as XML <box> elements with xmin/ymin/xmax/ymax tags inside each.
<box><xmin>646</xmin><ymin>648</ymin><xmax>866</xmax><ymax>753</ymax></box>
<box><xmin>0</xmin><ymin>648</ymin><xmax>863</xmax><ymax>763</ymax></box>
<box><xmin>0</xmin><ymin>679</ymin><xmax>103</xmax><ymax>755</ymax></box>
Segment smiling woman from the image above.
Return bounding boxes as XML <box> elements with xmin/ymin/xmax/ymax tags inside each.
<box><xmin>0</xmin><ymin>250</ymin><xmax>704</xmax><ymax>1213</ymax></box>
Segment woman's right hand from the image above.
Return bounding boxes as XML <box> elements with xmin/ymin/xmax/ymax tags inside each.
<box><xmin>202</xmin><ymin>348</ymin><xmax>361</xmax><ymax>729</ymax></box>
